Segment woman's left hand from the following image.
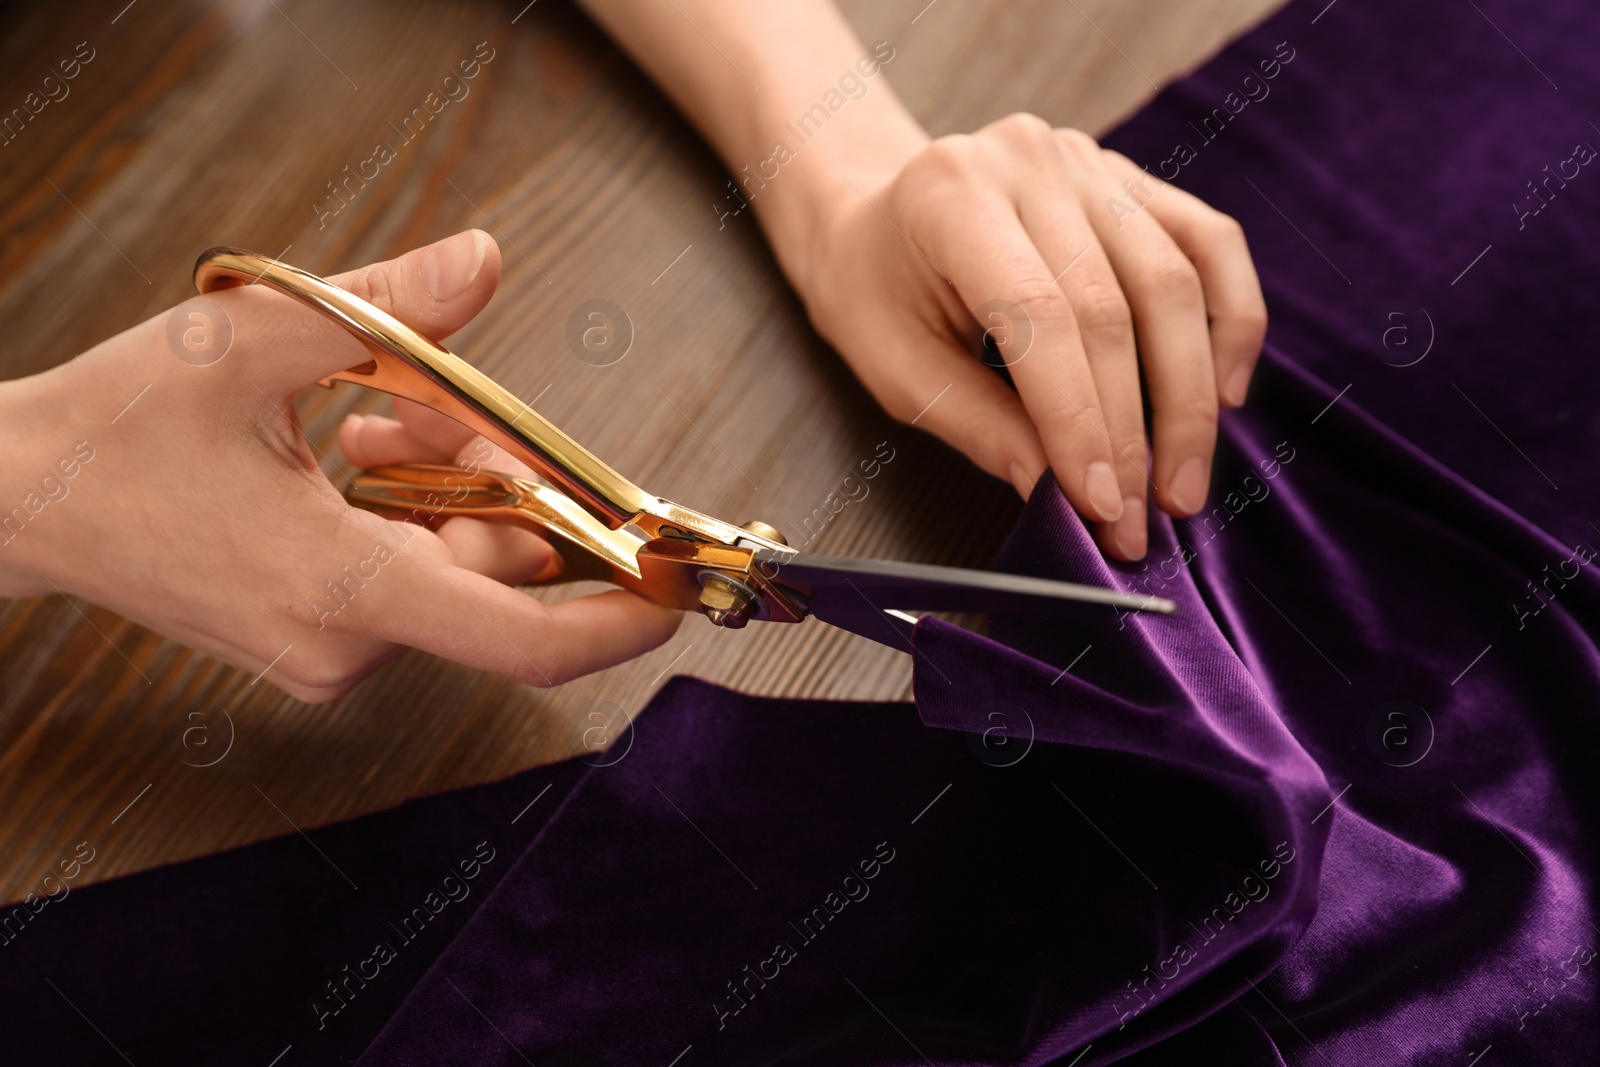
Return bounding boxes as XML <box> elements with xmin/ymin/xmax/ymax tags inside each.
<box><xmin>787</xmin><ymin>115</ymin><xmax>1268</xmax><ymax>560</ymax></box>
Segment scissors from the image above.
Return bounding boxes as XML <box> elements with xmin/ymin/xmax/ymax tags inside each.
<box><xmin>194</xmin><ymin>248</ymin><xmax>1175</xmax><ymax>648</ymax></box>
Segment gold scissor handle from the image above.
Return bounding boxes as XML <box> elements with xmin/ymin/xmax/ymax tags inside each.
<box><xmin>192</xmin><ymin>247</ymin><xmax>804</xmax><ymax>626</ymax></box>
<box><xmin>344</xmin><ymin>464</ymin><xmax>805</xmax><ymax>621</ymax></box>
<box><xmin>344</xmin><ymin>464</ymin><xmax>647</xmax><ymax>585</ymax></box>
<box><xmin>194</xmin><ymin>247</ymin><xmax>651</xmax><ymax>530</ymax></box>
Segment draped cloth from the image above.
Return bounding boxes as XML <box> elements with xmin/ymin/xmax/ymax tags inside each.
<box><xmin>4</xmin><ymin>0</ymin><xmax>1598</xmax><ymax>1062</ymax></box>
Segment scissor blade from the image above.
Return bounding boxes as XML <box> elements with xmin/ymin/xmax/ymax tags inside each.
<box><xmin>753</xmin><ymin>549</ymin><xmax>1175</xmax><ymax>647</ymax></box>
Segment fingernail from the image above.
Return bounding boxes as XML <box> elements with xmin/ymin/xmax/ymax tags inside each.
<box><xmin>1170</xmin><ymin>456</ymin><xmax>1209</xmax><ymax>514</ymax></box>
<box><xmin>340</xmin><ymin>413</ymin><xmax>364</xmax><ymax>433</ymax></box>
<box><xmin>423</xmin><ymin>230</ymin><xmax>487</xmax><ymax>301</ymax></box>
<box><xmin>1224</xmin><ymin>362</ymin><xmax>1253</xmax><ymax>406</ymax></box>
<box><xmin>1112</xmin><ymin>495</ymin><xmax>1147</xmax><ymax>560</ymax></box>
<box><xmin>1084</xmin><ymin>461</ymin><xmax>1124</xmax><ymax>522</ymax></box>
<box><xmin>1009</xmin><ymin>461</ymin><xmax>1038</xmax><ymax>500</ymax></box>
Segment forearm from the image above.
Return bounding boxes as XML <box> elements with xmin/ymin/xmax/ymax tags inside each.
<box><xmin>575</xmin><ymin>0</ymin><xmax>928</xmax><ymax>285</ymax></box>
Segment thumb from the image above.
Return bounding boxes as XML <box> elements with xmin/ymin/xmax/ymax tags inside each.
<box><xmin>331</xmin><ymin>228</ymin><xmax>500</xmax><ymax>335</ymax></box>
<box><xmin>870</xmin><ymin>330</ymin><xmax>1049</xmax><ymax>499</ymax></box>
<box><xmin>230</xmin><ymin>229</ymin><xmax>503</xmax><ymax>391</ymax></box>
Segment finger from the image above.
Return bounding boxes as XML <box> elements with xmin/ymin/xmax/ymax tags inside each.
<box><xmin>337</xmin><ymin>408</ymin><xmax>534</xmax><ymax>487</ymax></box>
<box><xmin>369</xmin><ymin>561</ymin><xmax>681</xmax><ymax>686</ymax></box>
<box><xmin>339</xmin><ymin>412</ymin><xmax>559</xmax><ymax>584</ymax></box>
<box><xmin>1102</xmin><ymin>151</ymin><xmax>1268</xmax><ymax>408</ymax></box>
<box><xmin>434</xmin><ymin>516</ymin><xmax>559</xmax><ymax>586</ymax></box>
<box><xmin>1014</xmin><ymin>185</ymin><xmax>1151</xmax><ymax>558</ymax></box>
<box><xmin>225</xmin><ymin>229</ymin><xmax>503</xmax><ymax>391</ymax></box>
<box><xmin>855</xmin><ymin>321</ymin><xmax>1048</xmax><ymax>498</ymax></box>
<box><xmin>338</xmin><ymin>413</ymin><xmax>456</xmax><ymax>468</ymax></box>
<box><xmin>1062</xmin><ymin>132</ymin><xmax>1216</xmax><ymax>518</ymax></box>
<box><xmin>392</xmin><ymin>397</ymin><xmax>482</xmax><ymax>458</ymax></box>
<box><xmin>917</xmin><ymin>193</ymin><xmax>1125</xmax><ymax>523</ymax></box>
<box><xmin>390</xmin><ymin>397</ymin><xmax>541</xmax><ymax>483</ymax></box>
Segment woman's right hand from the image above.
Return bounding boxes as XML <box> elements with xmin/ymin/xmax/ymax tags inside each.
<box><xmin>0</xmin><ymin>230</ymin><xmax>681</xmax><ymax>702</ymax></box>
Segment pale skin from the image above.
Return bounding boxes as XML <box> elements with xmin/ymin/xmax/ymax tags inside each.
<box><xmin>0</xmin><ymin>233</ymin><xmax>680</xmax><ymax>702</ymax></box>
<box><xmin>576</xmin><ymin>0</ymin><xmax>1267</xmax><ymax>560</ymax></box>
<box><xmin>0</xmin><ymin>0</ymin><xmax>1265</xmax><ymax>700</ymax></box>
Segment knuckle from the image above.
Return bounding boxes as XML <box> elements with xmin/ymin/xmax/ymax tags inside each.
<box><xmin>1206</xmin><ymin>210</ymin><xmax>1247</xmax><ymax>245</ymax></box>
<box><xmin>1005</xmin><ymin>274</ymin><xmax>1070</xmax><ymax>320</ymax></box>
<box><xmin>1100</xmin><ymin>146</ymin><xmax>1137</xmax><ymax>170</ymax></box>
<box><xmin>1112</xmin><ymin>431</ymin><xmax>1149</xmax><ymax>468</ymax></box>
<box><xmin>281</xmin><ymin>653</ymin><xmax>362</xmax><ymax>701</ymax></box>
<box><xmin>993</xmin><ymin>111</ymin><xmax>1055</xmax><ymax>146</ymax></box>
<box><xmin>876</xmin><ymin>383</ymin><xmax>923</xmax><ymax>426</ymax></box>
<box><xmin>942</xmin><ymin>405</ymin><xmax>1009</xmax><ymax>464</ymax></box>
<box><xmin>351</xmin><ymin>264</ymin><xmax>394</xmax><ymax>312</ymax></box>
<box><xmin>1055</xmin><ymin>126</ymin><xmax>1101</xmax><ymax>156</ymax></box>
<box><xmin>1071</xmin><ymin>281</ymin><xmax>1134</xmax><ymax>338</ymax></box>
<box><xmin>1232</xmin><ymin>302</ymin><xmax>1269</xmax><ymax>344</ymax></box>
<box><xmin>340</xmin><ymin>266</ymin><xmax>372</xmax><ymax>303</ymax></box>
<box><xmin>1044</xmin><ymin>407</ymin><xmax>1105</xmax><ymax>453</ymax></box>
<box><xmin>913</xmin><ymin>134</ymin><xmax>979</xmax><ymax>182</ymax></box>
<box><xmin>1157</xmin><ymin>390</ymin><xmax>1219</xmax><ymax>431</ymax></box>
<box><xmin>1148</xmin><ymin>254</ymin><xmax>1204</xmax><ymax>303</ymax></box>
<box><xmin>1036</xmin><ymin>387</ymin><xmax>1098</xmax><ymax>436</ymax></box>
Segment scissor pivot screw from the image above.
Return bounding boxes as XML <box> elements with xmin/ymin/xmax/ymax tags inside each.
<box><xmin>738</xmin><ymin>520</ymin><xmax>787</xmax><ymax>546</ymax></box>
<box><xmin>699</xmin><ymin>572</ymin><xmax>755</xmax><ymax>628</ymax></box>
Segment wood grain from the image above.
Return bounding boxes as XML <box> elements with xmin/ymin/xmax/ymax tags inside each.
<box><xmin>0</xmin><ymin>0</ymin><xmax>1284</xmax><ymax>903</ymax></box>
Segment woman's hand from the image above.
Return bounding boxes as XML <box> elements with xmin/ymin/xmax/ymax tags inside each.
<box><xmin>575</xmin><ymin>0</ymin><xmax>1267</xmax><ymax>561</ymax></box>
<box><xmin>794</xmin><ymin>116</ymin><xmax>1268</xmax><ymax>560</ymax></box>
<box><xmin>0</xmin><ymin>231</ymin><xmax>680</xmax><ymax>702</ymax></box>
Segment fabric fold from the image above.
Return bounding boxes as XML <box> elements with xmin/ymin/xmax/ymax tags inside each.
<box><xmin>4</xmin><ymin>0</ymin><xmax>1599</xmax><ymax>1063</ymax></box>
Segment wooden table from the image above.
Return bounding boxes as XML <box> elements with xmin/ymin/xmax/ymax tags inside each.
<box><xmin>0</xmin><ymin>0</ymin><xmax>1282</xmax><ymax>902</ymax></box>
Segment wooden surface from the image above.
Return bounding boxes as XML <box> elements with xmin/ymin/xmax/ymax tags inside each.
<box><xmin>0</xmin><ymin>0</ymin><xmax>1284</xmax><ymax>902</ymax></box>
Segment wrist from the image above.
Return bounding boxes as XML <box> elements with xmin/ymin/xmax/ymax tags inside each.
<box><xmin>732</xmin><ymin>79</ymin><xmax>929</xmax><ymax>298</ymax></box>
<box><xmin>0</xmin><ymin>373</ymin><xmax>52</xmax><ymax>593</ymax></box>
<box><xmin>0</xmin><ymin>362</ymin><xmax>102</xmax><ymax>596</ymax></box>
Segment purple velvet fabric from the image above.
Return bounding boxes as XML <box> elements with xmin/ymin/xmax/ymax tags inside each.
<box><xmin>4</xmin><ymin>0</ymin><xmax>1598</xmax><ymax>1063</ymax></box>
